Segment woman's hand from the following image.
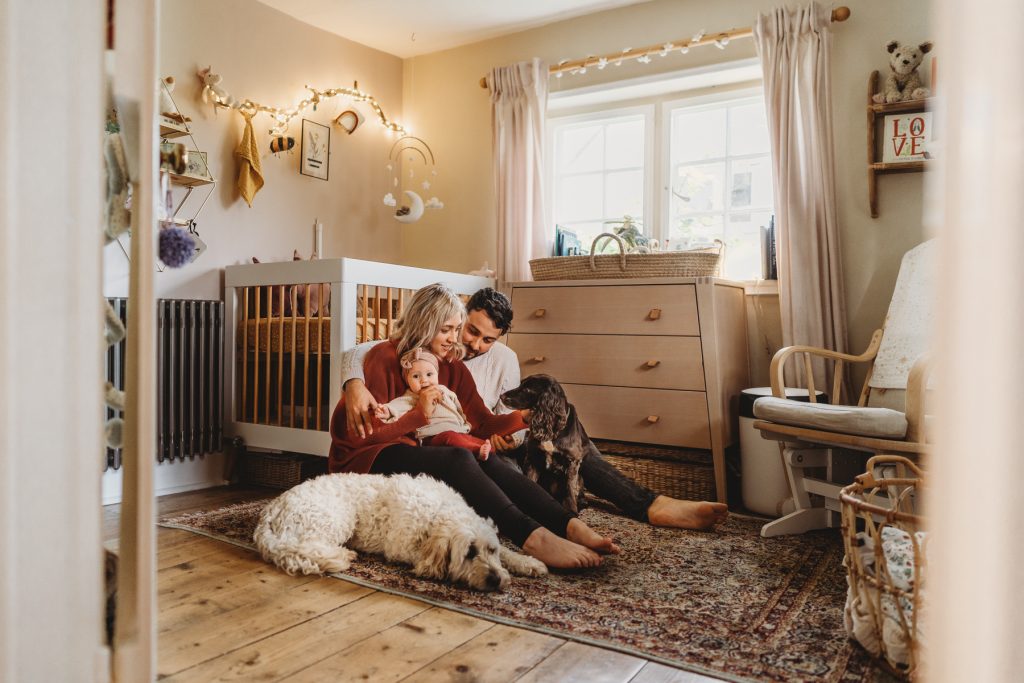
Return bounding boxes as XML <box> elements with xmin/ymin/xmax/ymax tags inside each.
<box><xmin>417</xmin><ymin>386</ymin><xmax>442</xmax><ymax>418</ymax></box>
<box><xmin>344</xmin><ymin>379</ymin><xmax>379</xmax><ymax>438</ymax></box>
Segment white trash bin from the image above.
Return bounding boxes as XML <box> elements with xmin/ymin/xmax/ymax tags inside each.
<box><xmin>739</xmin><ymin>387</ymin><xmax>826</xmax><ymax>516</ymax></box>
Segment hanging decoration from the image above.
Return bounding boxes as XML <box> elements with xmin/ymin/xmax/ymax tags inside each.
<box><xmin>269</xmin><ymin>136</ymin><xmax>295</xmax><ymax>155</ymax></box>
<box><xmin>235</xmin><ymin>110</ymin><xmax>264</xmax><ymax>206</ymax></box>
<box><xmin>334</xmin><ymin>109</ymin><xmax>365</xmax><ymax>135</ymax></box>
<box><xmin>196</xmin><ymin>67</ymin><xmax>406</xmax><ymax>137</ymax></box>
<box><xmin>384</xmin><ymin>136</ymin><xmax>443</xmax><ymax>224</ymax></box>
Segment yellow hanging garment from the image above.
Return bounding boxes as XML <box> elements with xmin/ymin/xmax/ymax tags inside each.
<box><xmin>235</xmin><ymin>111</ymin><xmax>264</xmax><ymax>207</ymax></box>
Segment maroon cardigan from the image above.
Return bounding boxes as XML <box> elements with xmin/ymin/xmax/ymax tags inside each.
<box><xmin>328</xmin><ymin>340</ymin><xmax>526</xmax><ymax>474</ymax></box>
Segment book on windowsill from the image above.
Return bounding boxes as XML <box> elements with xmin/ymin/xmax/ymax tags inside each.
<box><xmin>761</xmin><ymin>216</ymin><xmax>777</xmax><ymax>280</ymax></box>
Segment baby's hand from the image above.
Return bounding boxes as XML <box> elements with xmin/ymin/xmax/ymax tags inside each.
<box><xmin>477</xmin><ymin>440</ymin><xmax>491</xmax><ymax>462</ymax></box>
<box><xmin>374</xmin><ymin>405</ymin><xmax>391</xmax><ymax>420</ymax></box>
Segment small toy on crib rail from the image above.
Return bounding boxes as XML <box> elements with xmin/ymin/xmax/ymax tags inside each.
<box><xmin>469</xmin><ymin>262</ymin><xmax>496</xmax><ymax>278</ymax></box>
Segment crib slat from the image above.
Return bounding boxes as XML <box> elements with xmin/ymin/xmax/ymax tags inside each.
<box><xmin>253</xmin><ymin>287</ymin><xmax>260</xmax><ymax>422</ymax></box>
<box><xmin>289</xmin><ymin>286</ymin><xmax>298</xmax><ymax>427</ymax></box>
<box><xmin>303</xmin><ymin>283</ymin><xmax>311</xmax><ymax>430</ymax></box>
<box><xmin>241</xmin><ymin>287</ymin><xmax>249</xmax><ymax>422</ymax></box>
<box><xmin>315</xmin><ymin>283</ymin><xmax>324</xmax><ymax>431</ymax></box>
<box><xmin>386</xmin><ymin>287</ymin><xmax>394</xmax><ymax>338</ymax></box>
<box><xmin>264</xmin><ymin>288</ymin><xmax>272</xmax><ymax>425</ymax></box>
<box><xmin>360</xmin><ymin>284</ymin><xmax>368</xmax><ymax>344</ymax></box>
<box><xmin>277</xmin><ymin>286</ymin><xmax>284</xmax><ymax>426</ymax></box>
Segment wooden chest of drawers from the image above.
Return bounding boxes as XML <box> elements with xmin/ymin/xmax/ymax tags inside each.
<box><xmin>507</xmin><ymin>277</ymin><xmax>749</xmax><ymax>502</ymax></box>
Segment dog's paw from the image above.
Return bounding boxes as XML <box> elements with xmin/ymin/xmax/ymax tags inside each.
<box><xmin>319</xmin><ymin>547</ymin><xmax>356</xmax><ymax>574</ymax></box>
<box><xmin>501</xmin><ymin>548</ymin><xmax>548</xmax><ymax>577</ymax></box>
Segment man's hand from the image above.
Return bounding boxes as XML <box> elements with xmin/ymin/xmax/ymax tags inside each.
<box><xmin>489</xmin><ymin>434</ymin><xmax>517</xmax><ymax>453</ymax></box>
<box><xmin>417</xmin><ymin>386</ymin><xmax>442</xmax><ymax>418</ymax></box>
<box><xmin>344</xmin><ymin>379</ymin><xmax>378</xmax><ymax>439</ymax></box>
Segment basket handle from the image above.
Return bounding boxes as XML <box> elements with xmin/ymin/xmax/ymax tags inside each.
<box><xmin>857</xmin><ymin>455</ymin><xmax>924</xmax><ymax>487</ymax></box>
<box><xmin>589</xmin><ymin>232</ymin><xmax>627</xmax><ymax>272</ymax></box>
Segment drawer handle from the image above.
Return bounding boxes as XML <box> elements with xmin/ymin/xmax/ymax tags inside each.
<box><xmin>534</xmin><ymin>308</ymin><xmax>547</xmax><ymax>318</ymax></box>
<box><xmin>646</xmin><ymin>415</ymin><xmax>660</xmax><ymax>424</ymax></box>
<box><xmin>531</xmin><ymin>356</ymin><xmax>546</xmax><ymax>363</ymax></box>
<box><xmin>648</xmin><ymin>308</ymin><xmax>662</xmax><ymax>321</ymax></box>
<box><xmin>645</xmin><ymin>360</ymin><xmax>661</xmax><ymax>368</ymax></box>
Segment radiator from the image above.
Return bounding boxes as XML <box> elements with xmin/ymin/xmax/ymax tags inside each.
<box><xmin>104</xmin><ymin>298</ymin><xmax>224</xmax><ymax>470</ymax></box>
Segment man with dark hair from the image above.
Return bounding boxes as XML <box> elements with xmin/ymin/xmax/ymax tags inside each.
<box><xmin>341</xmin><ymin>287</ymin><xmax>727</xmax><ymax>530</ymax></box>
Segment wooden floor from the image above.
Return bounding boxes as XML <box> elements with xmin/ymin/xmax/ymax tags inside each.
<box><xmin>104</xmin><ymin>485</ymin><xmax>722</xmax><ymax>682</ymax></box>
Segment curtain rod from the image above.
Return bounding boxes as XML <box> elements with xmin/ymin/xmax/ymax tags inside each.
<box><xmin>478</xmin><ymin>6</ymin><xmax>851</xmax><ymax>89</ymax></box>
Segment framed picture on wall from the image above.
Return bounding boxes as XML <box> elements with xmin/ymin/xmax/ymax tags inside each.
<box><xmin>300</xmin><ymin>119</ymin><xmax>330</xmax><ymax>181</ymax></box>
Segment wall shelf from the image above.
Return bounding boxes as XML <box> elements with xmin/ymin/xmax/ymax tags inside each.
<box><xmin>867</xmin><ymin>70</ymin><xmax>934</xmax><ymax>218</ymax></box>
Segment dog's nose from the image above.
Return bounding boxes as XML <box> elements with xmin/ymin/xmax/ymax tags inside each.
<box><xmin>485</xmin><ymin>571</ymin><xmax>501</xmax><ymax>590</ymax></box>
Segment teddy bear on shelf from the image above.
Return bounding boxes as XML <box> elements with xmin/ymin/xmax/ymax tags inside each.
<box><xmin>873</xmin><ymin>40</ymin><xmax>933</xmax><ymax>104</ymax></box>
<box><xmin>197</xmin><ymin>65</ymin><xmax>236</xmax><ymax>111</ymax></box>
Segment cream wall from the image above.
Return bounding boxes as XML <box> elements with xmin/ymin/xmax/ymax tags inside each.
<box><xmin>105</xmin><ymin>0</ymin><xmax>406</xmax><ymax>302</ymax></box>
<box><xmin>402</xmin><ymin>0</ymin><xmax>931</xmax><ymax>367</ymax></box>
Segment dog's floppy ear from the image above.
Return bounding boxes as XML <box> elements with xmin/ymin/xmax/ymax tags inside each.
<box><xmin>529</xmin><ymin>380</ymin><xmax>568</xmax><ymax>442</ymax></box>
<box><xmin>413</xmin><ymin>526</ymin><xmax>453</xmax><ymax>580</ymax></box>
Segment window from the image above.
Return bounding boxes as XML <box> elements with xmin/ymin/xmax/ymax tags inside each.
<box><xmin>547</xmin><ymin>106</ymin><xmax>653</xmax><ymax>253</ymax></box>
<box><xmin>664</xmin><ymin>96</ymin><xmax>772</xmax><ymax>280</ymax></box>
<box><xmin>547</xmin><ymin>89</ymin><xmax>773</xmax><ymax>280</ymax></box>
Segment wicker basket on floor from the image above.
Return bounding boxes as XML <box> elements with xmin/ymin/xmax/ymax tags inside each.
<box><xmin>530</xmin><ymin>233</ymin><xmax>723</xmax><ymax>281</ymax></box>
<box><xmin>593</xmin><ymin>440</ymin><xmax>717</xmax><ymax>502</ymax></box>
<box><xmin>839</xmin><ymin>455</ymin><xmax>926</xmax><ymax>680</ymax></box>
<box><xmin>239</xmin><ymin>451</ymin><xmax>327</xmax><ymax>489</ymax></box>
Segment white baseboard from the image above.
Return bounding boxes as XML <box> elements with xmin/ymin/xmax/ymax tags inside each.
<box><xmin>102</xmin><ymin>451</ymin><xmax>229</xmax><ymax>505</ymax></box>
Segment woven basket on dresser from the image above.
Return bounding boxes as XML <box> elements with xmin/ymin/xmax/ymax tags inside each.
<box><xmin>530</xmin><ymin>232</ymin><xmax>722</xmax><ymax>281</ymax></box>
<box><xmin>592</xmin><ymin>439</ymin><xmax>717</xmax><ymax>502</ymax></box>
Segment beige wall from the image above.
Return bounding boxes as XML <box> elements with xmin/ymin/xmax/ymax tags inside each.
<box><xmin>119</xmin><ymin>0</ymin><xmax>406</xmax><ymax>301</ymax></box>
<box><xmin>402</xmin><ymin>0</ymin><xmax>931</xmax><ymax>367</ymax></box>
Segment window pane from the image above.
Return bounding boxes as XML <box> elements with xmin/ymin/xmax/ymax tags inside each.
<box><xmin>557</xmin><ymin>173</ymin><xmax>603</xmax><ymax>222</ymax></box>
<box><xmin>672</xmin><ymin>162</ymin><xmax>725</xmax><ymax>214</ymax></box>
<box><xmin>605</xmin><ymin>118</ymin><xmax>644</xmax><ymax>169</ymax></box>
<box><xmin>604</xmin><ymin>169</ymin><xmax>644</xmax><ymax>221</ymax></box>
<box><xmin>729</xmin><ymin>156</ymin><xmax>773</xmax><ymax>209</ymax></box>
<box><xmin>671</xmin><ymin>108</ymin><xmax>726</xmax><ymax>162</ymax></box>
<box><xmin>668</xmin><ymin>214</ymin><xmax>724</xmax><ymax>249</ymax></box>
<box><xmin>558</xmin><ymin>124</ymin><xmax>604</xmax><ymax>173</ymax></box>
<box><xmin>728</xmin><ymin>102</ymin><xmax>770</xmax><ymax>156</ymax></box>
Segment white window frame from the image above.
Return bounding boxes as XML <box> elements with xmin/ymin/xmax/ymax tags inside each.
<box><xmin>545</xmin><ymin>104</ymin><xmax>655</xmax><ymax>251</ymax></box>
<box><xmin>658</xmin><ymin>87</ymin><xmax>769</xmax><ymax>248</ymax></box>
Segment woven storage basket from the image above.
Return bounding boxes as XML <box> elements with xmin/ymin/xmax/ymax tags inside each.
<box><xmin>839</xmin><ymin>455</ymin><xmax>926</xmax><ymax>680</ymax></box>
<box><xmin>530</xmin><ymin>232</ymin><xmax>722</xmax><ymax>281</ymax></box>
<box><xmin>592</xmin><ymin>439</ymin><xmax>717</xmax><ymax>502</ymax></box>
<box><xmin>239</xmin><ymin>451</ymin><xmax>327</xmax><ymax>489</ymax></box>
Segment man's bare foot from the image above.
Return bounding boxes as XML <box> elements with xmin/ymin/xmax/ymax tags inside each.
<box><xmin>647</xmin><ymin>496</ymin><xmax>729</xmax><ymax>530</ymax></box>
<box><xmin>478</xmin><ymin>441</ymin><xmax>491</xmax><ymax>461</ymax></box>
<box><xmin>566</xmin><ymin>518</ymin><xmax>621</xmax><ymax>554</ymax></box>
<box><xmin>522</xmin><ymin>527</ymin><xmax>601</xmax><ymax>569</ymax></box>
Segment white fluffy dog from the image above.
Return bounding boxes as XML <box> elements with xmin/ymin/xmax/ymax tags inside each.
<box><xmin>253</xmin><ymin>473</ymin><xmax>547</xmax><ymax>591</ymax></box>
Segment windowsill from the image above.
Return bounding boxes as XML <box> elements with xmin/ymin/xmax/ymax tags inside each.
<box><xmin>742</xmin><ymin>279</ymin><xmax>779</xmax><ymax>296</ymax></box>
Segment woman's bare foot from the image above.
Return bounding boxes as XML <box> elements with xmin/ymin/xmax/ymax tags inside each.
<box><xmin>566</xmin><ymin>518</ymin><xmax>621</xmax><ymax>554</ymax></box>
<box><xmin>522</xmin><ymin>527</ymin><xmax>601</xmax><ymax>569</ymax></box>
<box><xmin>647</xmin><ymin>496</ymin><xmax>729</xmax><ymax>530</ymax></box>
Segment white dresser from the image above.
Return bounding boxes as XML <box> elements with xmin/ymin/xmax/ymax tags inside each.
<box><xmin>506</xmin><ymin>277</ymin><xmax>749</xmax><ymax>502</ymax></box>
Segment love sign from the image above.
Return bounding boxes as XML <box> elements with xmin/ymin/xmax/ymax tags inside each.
<box><xmin>883</xmin><ymin>112</ymin><xmax>933</xmax><ymax>163</ymax></box>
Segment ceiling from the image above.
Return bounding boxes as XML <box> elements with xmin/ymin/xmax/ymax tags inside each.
<box><xmin>255</xmin><ymin>0</ymin><xmax>654</xmax><ymax>58</ymax></box>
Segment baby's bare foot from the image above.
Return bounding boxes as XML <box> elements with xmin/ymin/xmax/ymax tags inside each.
<box><xmin>647</xmin><ymin>496</ymin><xmax>729</xmax><ymax>530</ymax></box>
<box><xmin>478</xmin><ymin>441</ymin><xmax>491</xmax><ymax>461</ymax></box>
<box><xmin>566</xmin><ymin>518</ymin><xmax>621</xmax><ymax>554</ymax></box>
<box><xmin>522</xmin><ymin>528</ymin><xmax>601</xmax><ymax>569</ymax></box>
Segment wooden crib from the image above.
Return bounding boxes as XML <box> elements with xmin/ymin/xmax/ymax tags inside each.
<box><xmin>224</xmin><ymin>258</ymin><xmax>494</xmax><ymax>456</ymax></box>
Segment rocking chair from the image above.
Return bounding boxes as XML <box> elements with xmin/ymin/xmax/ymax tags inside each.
<box><xmin>753</xmin><ymin>240</ymin><xmax>935</xmax><ymax>537</ymax></box>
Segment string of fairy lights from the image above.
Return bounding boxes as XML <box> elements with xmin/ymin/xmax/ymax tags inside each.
<box><xmin>210</xmin><ymin>81</ymin><xmax>406</xmax><ymax>136</ymax></box>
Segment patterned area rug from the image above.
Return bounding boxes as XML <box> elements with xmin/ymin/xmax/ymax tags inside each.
<box><xmin>160</xmin><ymin>500</ymin><xmax>887</xmax><ymax>683</ymax></box>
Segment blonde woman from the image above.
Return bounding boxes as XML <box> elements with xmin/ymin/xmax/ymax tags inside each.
<box><xmin>329</xmin><ymin>283</ymin><xmax>617</xmax><ymax>569</ymax></box>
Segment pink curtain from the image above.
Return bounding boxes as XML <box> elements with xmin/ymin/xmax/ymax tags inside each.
<box><xmin>488</xmin><ymin>58</ymin><xmax>548</xmax><ymax>284</ymax></box>
<box><xmin>754</xmin><ymin>3</ymin><xmax>848</xmax><ymax>387</ymax></box>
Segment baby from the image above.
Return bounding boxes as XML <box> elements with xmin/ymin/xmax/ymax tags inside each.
<box><xmin>375</xmin><ymin>348</ymin><xmax>493</xmax><ymax>460</ymax></box>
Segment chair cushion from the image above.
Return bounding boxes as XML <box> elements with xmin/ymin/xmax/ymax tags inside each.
<box><xmin>753</xmin><ymin>397</ymin><xmax>908</xmax><ymax>439</ymax></box>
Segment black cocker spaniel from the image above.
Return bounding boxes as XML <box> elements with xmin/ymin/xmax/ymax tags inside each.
<box><xmin>501</xmin><ymin>374</ymin><xmax>590</xmax><ymax>513</ymax></box>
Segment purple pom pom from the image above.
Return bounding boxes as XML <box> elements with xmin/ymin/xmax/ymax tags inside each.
<box><xmin>159</xmin><ymin>227</ymin><xmax>195</xmax><ymax>268</ymax></box>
